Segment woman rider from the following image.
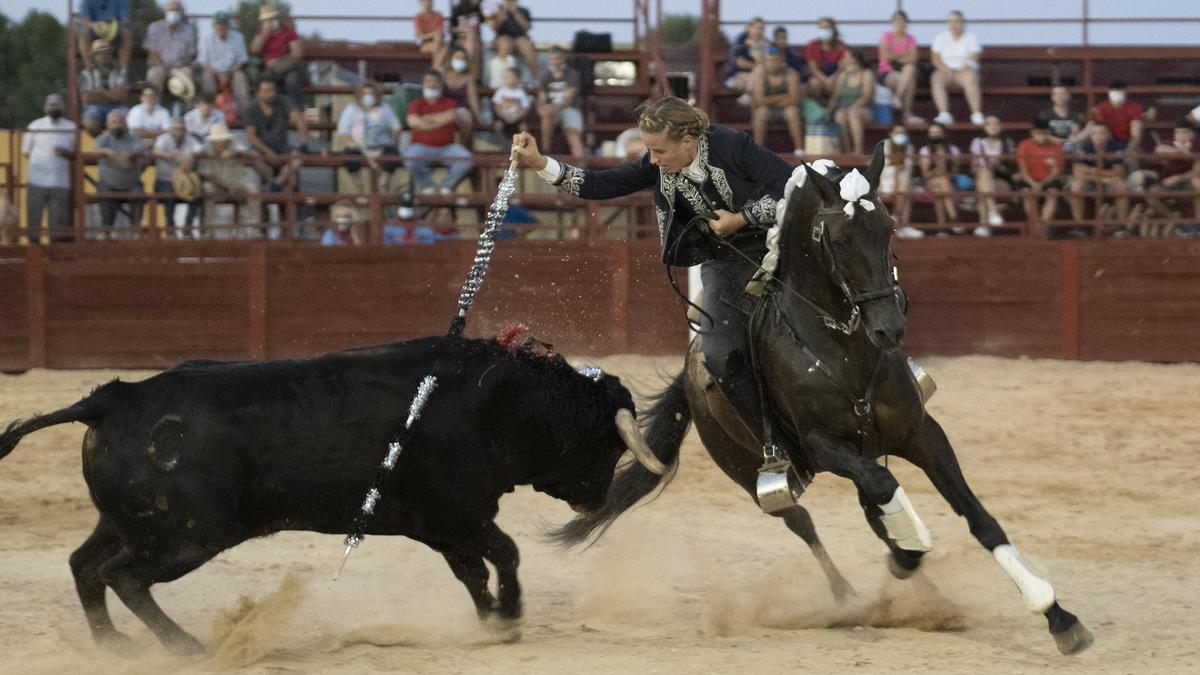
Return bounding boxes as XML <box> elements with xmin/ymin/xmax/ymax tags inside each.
<box><xmin>511</xmin><ymin>96</ymin><xmax>793</xmax><ymax>440</ymax></box>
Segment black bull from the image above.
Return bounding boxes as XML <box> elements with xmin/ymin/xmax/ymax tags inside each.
<box><xmin>0</xmin><ymin>335</ymin><xmax>665</xmax><ymax>654</ymax></box>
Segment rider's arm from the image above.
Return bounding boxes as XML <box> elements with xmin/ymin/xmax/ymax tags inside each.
<box><xmin>537</xmin><ymin>153</ymin><xmax>658</xmax><ymax>200</ymax></box>
<box><xmin>729</xmin><ymin>128</ymin><xmax>794</xmax><ymax>228</ymax></box>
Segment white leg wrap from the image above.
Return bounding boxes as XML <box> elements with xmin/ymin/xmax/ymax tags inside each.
<box><xmin>878</xmin><ymin>487</ymin><xmax>933</xmax><ymax>552</ymax></box>
<box><xmin>993</xmin><ymin>544</ymin><xmax>1056</xmax><ymax>613</ymax></box>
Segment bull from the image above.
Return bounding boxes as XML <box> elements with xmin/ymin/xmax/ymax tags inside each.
<box><xmin>0</xmin><ymin>335</ymin><xmax>666</xmax><ymax>654</ymax></box>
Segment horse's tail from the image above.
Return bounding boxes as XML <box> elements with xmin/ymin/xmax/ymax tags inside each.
<box><xmin>550</xmin><ymin>369</ymin><xmax>692</xmax><ymax>548</ymax></box>
<box><xmin>0</xmin><ymin>384</ymin><xmax>112</xmax><ymax>461</ymax></box>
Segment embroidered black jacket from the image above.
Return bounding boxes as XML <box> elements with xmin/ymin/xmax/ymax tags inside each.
<box><xmin>544</xmin><ymin>125</ymin><xmax>793</xmax><ymax>266</ymax></box>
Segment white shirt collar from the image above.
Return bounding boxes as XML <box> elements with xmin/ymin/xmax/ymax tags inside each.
<box><xmin>679</xmin><ymin>146</ymin><xmax>707</xmax><ymax>183</ymax></box>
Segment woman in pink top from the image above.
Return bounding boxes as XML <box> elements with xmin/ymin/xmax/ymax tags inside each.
<box><xmin>878</xmin><ymin>10</ymin><xmax>921</xmax><ymax>125</ymax></box>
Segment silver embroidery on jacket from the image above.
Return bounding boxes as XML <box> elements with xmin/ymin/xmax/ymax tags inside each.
<box><xmin>743</xmin><ymin>195</ymin><xmax>779</xmax><ymax>226</ymax></box>
<box><xmin>552</xmin><ymin>163</ymin><xmax>585</xmax><ymax>197</ymax></box>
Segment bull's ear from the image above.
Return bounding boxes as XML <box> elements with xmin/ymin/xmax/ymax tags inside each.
<box><xmin>865</xmin><ymin>140</ymin><xmax>886</xmax><ymax>192</ymax></box>
<box><xmin>804</xmin><ymin>164</ymin><xmax>840</xmax><ymax>205</ymax></box>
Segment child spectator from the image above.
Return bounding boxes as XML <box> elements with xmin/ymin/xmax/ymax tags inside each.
<box><xmin>321</xmin><ymin>201</ymin><xmax>364</xmax><ymax>246</ymax></box>
<box><xmin>930</xmin><ymin>10</ymin><xmax>984</xmax><ymax>126</ymax></box>
<box><xmin>250</xmin><ymin>5</ymin><xmax>305</xmax><ymax>107</ymax></box>
<box><xmin>1037</xmin><ymin>85</ymin><xmax>1088</xmax><ymax>148</ymax></box>
<box><xmin>184</xmin><ymin>93</ymin><xmax>221</xmax><ymax>143</ymax></box>
<box><xmin>1016</xmin><ymin>118</ymin><xmax>1067</xmax><ymax>237</ymax></box>
<box><xmin>537</xmin><ymin>47</ymin><xmax>585</xmax><ymax>157</ymax></box>
<box><xmin>144</xmin><ymin>1</ymin><xmax>197</xmax><ymax>95</ymax></box>
<box><xmin>880</xmin><ymin>124</ymin><xmax>918</xmax><ymax>237</ymax></box>
<box><xmin>439</xmin><ymin>47</ymin><xmax>481</xmax><ymax>146</ymax></box>
<box><xmin>723</xmin><ymin>17</ymin><xmax>769</xmax><ymax>103</ymax></box>
<box><xmin>919</xmin><ymin>122</ymin><xmax>963</xmax><ymax>227</ymax></box>
<box><xmin>804</xmin><ymin>17</ymin><xmax>846</xmax><ymax>103</ymax></box>
<box><xmin>1091</xmin><ymin>80</ymin><xmax>1144</xmax><ymax>153</ymax></box>
<box><xmin>414</xmin><ymin>0</ymin><xmax>446</xmax><ymax>61</ymax></box>
<box><xmin>404</xmin><ymin>70</ymin><xmax>475</xmax><ymax>194</ymax></box>
<box><xmin>336</xmin><ymin>81</ymin><xmax>402</xmax><ymax>194</ymax></box>
<box><xmin>127</xmin><ymin>86</ymin><xmax>172</xmax><ymax>141</ymax></box>
<box><xmin>487</xmin><ymin>37</ymin><xmax>524</xmax><ymax>89</ymax></box>
<box><xmin>492</xmin><ymin>68</ymin><xmax>532</xmax><ymax>150</ymax></box>
<box><xmin>770</xmin><ymin>26</ymin><xmax>806</xmax><ymax>75</ymax></box>
<box><xmin>488</xmin><ymin>0</ymin><xmax>540</xmax><ymax>79</ymax></box>
<box><xmin>878</xmin><ymin>10</ymin><xmax>921</xmax><ymax>125</ymax></box>
<box><xmin>1070</xmin><ymin>122</ymin><xmax>1129</xmax><ymax>227</ymax></box>
<box><xmin>829</xmin><ymin>49</ymin><xmax>875</xmax><ymax>156</ymax></box>
<box><xmin>969</xmin><ymin>113</ymin><xmax>1017</xmax><ymax>231</ymax></box>
<box><xmin>751</xmin><ymin>47</ymin><xmax>805</xmax><ymax>156</ymax></box>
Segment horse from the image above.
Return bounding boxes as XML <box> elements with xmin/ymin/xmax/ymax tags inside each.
<box><xmin>554</xmin><ymin>142</ymin><xmax>1094</xmax><ymax>656</ymax></box>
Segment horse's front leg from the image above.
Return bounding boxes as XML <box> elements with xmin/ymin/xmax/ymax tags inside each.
<box><xmin>805</xmin><ymin>429</ymin><xmax>933</xmax><ymax>575</ymax></box>
<box><xmin>904</xmin><ymin>415</ymin><xmax>1094</xmax><ymax>655</ymax></box>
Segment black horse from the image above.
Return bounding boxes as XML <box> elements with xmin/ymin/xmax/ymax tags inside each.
<box><xmin>555</xmin><ymin>142</ymin><xmax>1094</xmax><ymax>656</ymax></box>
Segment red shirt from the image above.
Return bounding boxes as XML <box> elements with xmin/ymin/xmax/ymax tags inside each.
<box><xmin>804</xmin><ymin>40</ymin><xmax>845</xmax><ymax>77</ymax></box>
<box><xmin>414</xmin><ymin>11</ymin><xmax>444</xmax><ymax>39</ymax></box>
<box><xmin>1017</xmin><ymin>138</ymin><xmax>1065</xmax><ymax>182</ymax></box>
<box><xmin>262</xmin><ymin>25</ymin><xmax>299</xmax><ymax>62</ymax></box>
<box><xmin>407</xmin><ymin>97</ymin><xmax>457</xmax><ymax>147</ymax></box>
<box><xmin>1090</xmin><ymin>100</ymin><xmax>1143</xmax><ymax>141</ymax></box>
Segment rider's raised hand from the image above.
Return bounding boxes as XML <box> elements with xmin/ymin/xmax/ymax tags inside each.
<box><xmin>510</xmin><ymin>132</ymin><xmax>548</xmax><ymax>171</ymax></box>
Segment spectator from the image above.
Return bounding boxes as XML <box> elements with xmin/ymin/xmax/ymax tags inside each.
<box><xmin>1187</xmin><ymin>104</ymin><xmax>1200</xmax><ymax>128</ymax></box>
<box><xmin>1090</xmin><ymin>80</ymin><xmax>1143</xmax><ymax>153</ymax></box>
<box><xmin>919</xmin><ymin>122</ymin><xmax>963</xmax><ymax>226</ymax></box>
<box><xmin>196</xmin><ymin>123</ymin><xmax>261</xmax><ymax>239</ymax></box>
<box><xmin>336</xmin><ymin>81</ymin><xmax>402</xmax><ymax>194</ymax></box>
<box><xmin>152</xmin><ymin>117</ymin><xmax>201</xmax><ymax>236</ymax></box>
<box><xmin>487</xmin><ymin>36</ymin><xmax>523</xmax><ymax>89</ymax></box>
<box><xmin>1130</xmin><ymin>120</ymin><xmax>1200</xmax><ymax>236</ymax></box>
<box><xmin>439</xmin><ymin>46</ymin><xmax>481</xmax><ymax>146</ymax></box>
<box><xmin>244</xmin><ymin>79</ymin><xmax>308</xmax><ymax>192</ymax></box>
<box><xmin>198</xmin><ymin>10</ymin><xmax>250</xmax><ymax>114</ymax></box>
<box><xmin>414</xmin><ymin>0</ymin><xmax>446</xmax><ymax>61</ymax></box>
<box><xmin>537</xmin><ymin>47</ymin><xmax>585</xmax><ymax>157</ymax></box>
<box><xmin>321</xmin><ymin>201</ymin><xmax>364</xmax><ymax>246</ymax></box>
<box><xmin>723</xmin><ymin>17</ymin><xmax>769</xmax><ymax>101</ymax></box>
<box><xmin>93</xmin><ymin>109</ymin><xmax>148</xmax><ymax>238</ymax></box>
<box><xmin>930</xmin><ymin>10</ymin><xmax>984</xmax><ymax>126</ymax></box>
<box><xmin>21</xmin><ymin>94</ymin><xmax>76</xmax><ymax>243</ymax></box>
<box><xmin>1037</xmin><ymin>85</ymin><xmax>1088</xmax><ymax>148</ymax></box>
<box><xmin>1070</xmin><ymin>122</ymin><xmax>1129</xmax><ymax>228</ymax></box>
<box><xmin>448</xmin><ymin>0</ymin><xmax>485</xmax><ymax>76</ymax></box>
<box><xmin>250</xmin><ymin>5</ymin><xmax>305</xmax><ymax>106</ymax></box>
<box><xmin>770</xmin><ymin>26</ymin><xmax>806</xmax><ymax>75</ymax></box>
<box><xmin>405</xmin><ymin>69</ymin><xmax>475</xmax><ymax>194</ymax></box>
<box><xmin>829</xmin><ymin>49</ymin><xmax>875</xmax><ymax>156</ymax></box>
<box><xmin>184</xmin><ymin>93</ymin><xmax>221</xmax><ymax>143</ymax></box>
<box><xmin>804</xmin><ymin>17</ymin><xmax>846</xmax><ymax>103</ymax></box>
<box><xmin>144</xmin><ymin>1</ymin><xmax>197</xmax><ymax>96</ymax></box>
<box><xmin>492</xmin><ymin>68</ymin><xmax>532</xmax><ymax>150</ymax></box>
<box><xmin>614</xmin><ymin>127</ymin><xmax>646</xmax><ymax>161</ymax></box>
<box><xmin>1016</xmin><ymin>118</ymin><xmax>1067</xmax><ymax>237</ymax></box>
<box><xmin>878</xmin><ymin>10</ymin><xmax>921</xmax><ymax>125</ymax></box>
<box><xmin>880</xmin><ymin>124</ymin><xmax>918</xmax><ymax>237</ymax></box>
<box><xmin>74</xmin><ymin>0</ymin><xmax>132</xmax><ymax>90</ymax></box>
<box><xmin>750</xmin><ymin>46</ymin><xmax>805</xmax><ymax>157</ymax></box>
<box><xmin>80</xmin><ymin>39</ymin><xmax>129</xmax><ymax>127</ymax></box>
<box><xmin>128</xmin><ymin>86</ymin><xmax>172</xmax><ymax>141</ymax></box>
<box><xmin>488</xmin><ymin>0</ymin><xmax>540</xmax><ymax>79</ymax></box>
<box><xmin>969</xmin><ymin>113</ymin><xmax>1018</xmax><ymax>233</ymax></box>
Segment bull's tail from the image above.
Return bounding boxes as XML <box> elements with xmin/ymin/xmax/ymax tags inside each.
<box><xmin>550</xmin><ymin>369</ymin><xmax>692</xmax><ymax>548</ymax></box>
<box><xmin>0</xmin><ymin>389</ymin><xmax>109</xmax><ymax>461</ymax></box>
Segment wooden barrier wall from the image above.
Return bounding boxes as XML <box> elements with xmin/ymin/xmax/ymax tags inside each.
<box><xmin>2</xmin><ymin>239</ymin><xmax>1199</xmax><ymax>371</ymax></box>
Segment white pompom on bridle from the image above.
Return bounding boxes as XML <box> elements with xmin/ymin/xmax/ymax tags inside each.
<box><xmin>838</xmin><ymin>169</ymin><xmax>876</xmax><ymax>218</ymax></box>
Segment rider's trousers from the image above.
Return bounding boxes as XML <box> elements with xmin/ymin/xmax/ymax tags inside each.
<box><xmin>698</xmin><ymin>259</ymin><xmax>766</xmax><ymax>443</ymax></box>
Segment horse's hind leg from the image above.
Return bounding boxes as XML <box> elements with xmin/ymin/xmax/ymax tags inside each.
<box><xmin>907</xmin><ymin>416</ymin><xmax>1093</xmax><ymax>655</ymax></box>
<box><xmin>69</xmin><ymin>516</ymin><xmax>132</xmax><ymax>650</ymax></box>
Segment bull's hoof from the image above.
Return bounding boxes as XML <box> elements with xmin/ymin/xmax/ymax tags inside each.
<box><xmin>887</xmin><ymin>553</ymin><xmax>921</xmax><ymax>580</ymax></box>
<box><xmin>1052</xmin><ymin>618</ymin><xmax>1095</xmax><ymax>655</ymax></box>
<box><xmin>165</xmin><ymin>632</ymin><xmax>207</xmax><ymax>657</ymax></box>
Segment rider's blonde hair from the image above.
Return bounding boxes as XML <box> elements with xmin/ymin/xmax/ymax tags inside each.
<box><xmin>636</xmin><ymin>97</ymin><xmax>710</xmax><ymax>143</ymax></box>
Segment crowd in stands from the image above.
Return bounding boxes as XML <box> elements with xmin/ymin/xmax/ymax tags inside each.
<box><xmin>12</xmin><ymin>3</ymin><xmax>1200</xmax><ymax>245</ymax></box>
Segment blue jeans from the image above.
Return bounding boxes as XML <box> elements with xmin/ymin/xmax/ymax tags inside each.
<box><xmin>403</xmin><ymin>143</ymin><xmax>473</xmax><ymax>191</ymax></box>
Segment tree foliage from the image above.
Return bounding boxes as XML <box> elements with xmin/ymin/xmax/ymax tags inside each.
<box><xmin>0</xmin><ymin>11</ymin><xmax>67</xmax><ymax>128</ymax></box>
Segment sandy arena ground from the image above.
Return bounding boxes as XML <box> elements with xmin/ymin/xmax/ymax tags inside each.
<box><xmin>2</xmin><ymin>355</ymin><xmax>1199</xmax><ymax>673</ymax></box>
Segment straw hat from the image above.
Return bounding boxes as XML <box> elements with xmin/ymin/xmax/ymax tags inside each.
<box><xmin>172</xmin><ymin>169</ymin><xmax>202</xmax><ymax>201</ymax></box>
<box><xmin>167</xmin><ymin>69</ymin><xmax>196</xmax><ymax>100</ymax></box>
<box><xmin>259</xmin><ymin>6</ymin><xmax>281</xmax><ymax>21</ymax></box>
<box><xmin>208</xmin><ymin>123</ymin><xmax>233</xmax><ymax>143</ymax></box>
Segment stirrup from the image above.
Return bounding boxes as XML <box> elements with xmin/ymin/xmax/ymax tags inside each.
<box><xmin>907</xmin><ymin>358</ymin><xmax>937</xmax><ymax>403</ymax></box>
<box><xmin>756</xmin><ymin>443</ymin><xmax>812</xmax><ymax>515</ymax></box>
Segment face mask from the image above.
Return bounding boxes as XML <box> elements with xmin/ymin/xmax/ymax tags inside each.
<box><xmin>398</xmin><ymin>207</ymin><xmax>416</xmax><ymax>219</ymax></box>
<box><xmin>817</xmin><ymin>28</ymin><xmax>833</xmax><ymax>41</ymax></box>
<box><xmin>166</xmin><ymin>10</ymin><xmax>182</xmax><ymax>25</ymax></box>
<box><xmin>451</xmin><ymin>59</ymin><xmax>468</xmax><ymax>73</ymax></box>
<box><xmin>111</xmin><ymin>127</ymin><xmax>127</xmax><ymax>138</ymax></box>
<box><xmin>929</xmin><ymin>136</ymin><xmax>944</xmax><ymax>145</ymax></box>
<box><xmin>423</xmin><ymin>87</ymin><xmax>441</xmax><ymax>100</ymax></box>
<box><xmin>48</xmin><ymin>109</ymin><xmax>63</xmax><ymax>120</ymax></box>
<box><xmin>891</xmin><ymin>133</ymin><xmax>908</xmax><ymax>146</ymax></box>
<box><xmin>1108</xmin><ymin>91</ymin><xmax>1126</xmax><ymax>106</ymax></box>
<box><xmin>336</xmin><ymin>219</ymin><xmax>351</xmax><ymax>231</ymax></box>
<box><xmin>361</xmin><ymin>94</ymin><xmax>376</xmax><ymax>107</ymax></box>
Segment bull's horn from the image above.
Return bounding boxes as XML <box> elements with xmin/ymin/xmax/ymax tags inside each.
<box><xmin>615</xmin><ymin>409</ymin><xmax>667</xmax><ymax>475</ymax></box>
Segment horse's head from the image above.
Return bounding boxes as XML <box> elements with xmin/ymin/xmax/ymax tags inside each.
<box><xmin>799</xmin><ymin>142</ymin><xmax>906</xmax><ymax>351</ymax></box>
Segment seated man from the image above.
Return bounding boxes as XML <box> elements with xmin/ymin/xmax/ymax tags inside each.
<box><xmin>1016</xmin><ymin>118</ymin><xmax>1067</xmax><ymax>237</ymax></box>
<box><xmin>196</xmin><ymin>123</ymin><xmax>261</xmax><ymax>239</ymax></box>
<box><xmin>405</xmin><ymin>70</ymin><xmax>474</xmax><ymax>194</ymax></box>
<box><xmin>1070</xmin><ymin>122</ymin><xmax>1129</xmax><ymax>228</ymax></box>
<box><xmin>80</xmin><ymin>39</ymin><xmax>129</xmax><ymax>130</ymax></box>
<box><xmin>750</xmin><ymin>46</ymin><xmax>805</xmax><ymax>156</ymax></box>
<box><xmin>250</xmin><ymin>5</ymin><xmax>305</xmax><ymax>106</ymax></box>
<box><xmin>487</xmin><ymin>0</ymin><xmax>539</xmax><ymax>79</ymax></box>
<box><xmin>93</xmin><ymin>109</ymin><xmax>148</xmax><ymax>239</ymax></box>
<box><xmin>1037</xmin><ymin>85</ymin><xmax>1088</xmax><ymax>148</ymax></box>
<box><xmin>152</xmin><ymin>117</ymin><xmax>201</xmax><ymax>236</ymax></box>
<box><xmin>74</xmin><ymin>0</ymin><xmax>132</xmax><ymax>90</ymax></box>
<box><xmin>244</xmin><ymin>79</ymin><xmax>307</xmax><ymax>192</ymax></box>
<box><xmin>1090</xmin><ymin>80</ymin><xmax>1143</xmax><ymax>153</ymax></box>
<box><xmin>127</xmin><ymin>86</ymin><xmax>172</xmax><ymax>141</ymax></box>
<box><xmin>144</xmin><ymin>1</ymin><xmax>197</xmax><ymax>95</ymax></box>
<box><xmin>537</xmin><ymin>47</ymin><xmax>585</xmax><ymax>157</ymax></box>
<box><xmin>198</xmin><ymin>10</ymin><xmax>251</xmax><ymax>113</ymax></box>
<box><xmin>1129</xmin><ymin>120</ymin><xmax>1200</xmax><ymax>237</ymax></box>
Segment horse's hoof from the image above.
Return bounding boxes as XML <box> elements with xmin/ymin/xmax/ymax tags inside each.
<box><xmin>887</xmin><ymin>553</ymin><xmax>920</xmax><ymax>580</ymax></box>
<box><xmin>484</xmin><ymin>615</ymin><xmax>522</xmax><ymax>644</ymax></box>
<box><xmin>832</xmin><ymin>580</ymin><xmax>859</xmax><ymax>605</ymax></box>
<box><xmin>166</xmin><ymin>632</ymin><xmax>207</xmax><ymax>657</ymax></box>
<box><xmin>97</xmin><ymin>630</ymin><xmax>138</xmax><ymax>656</ymax></box>
<box><xmin>1052</xmin><ymin>618</ymin><xmax>1095</xmax><ymax>655</ymax></box>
